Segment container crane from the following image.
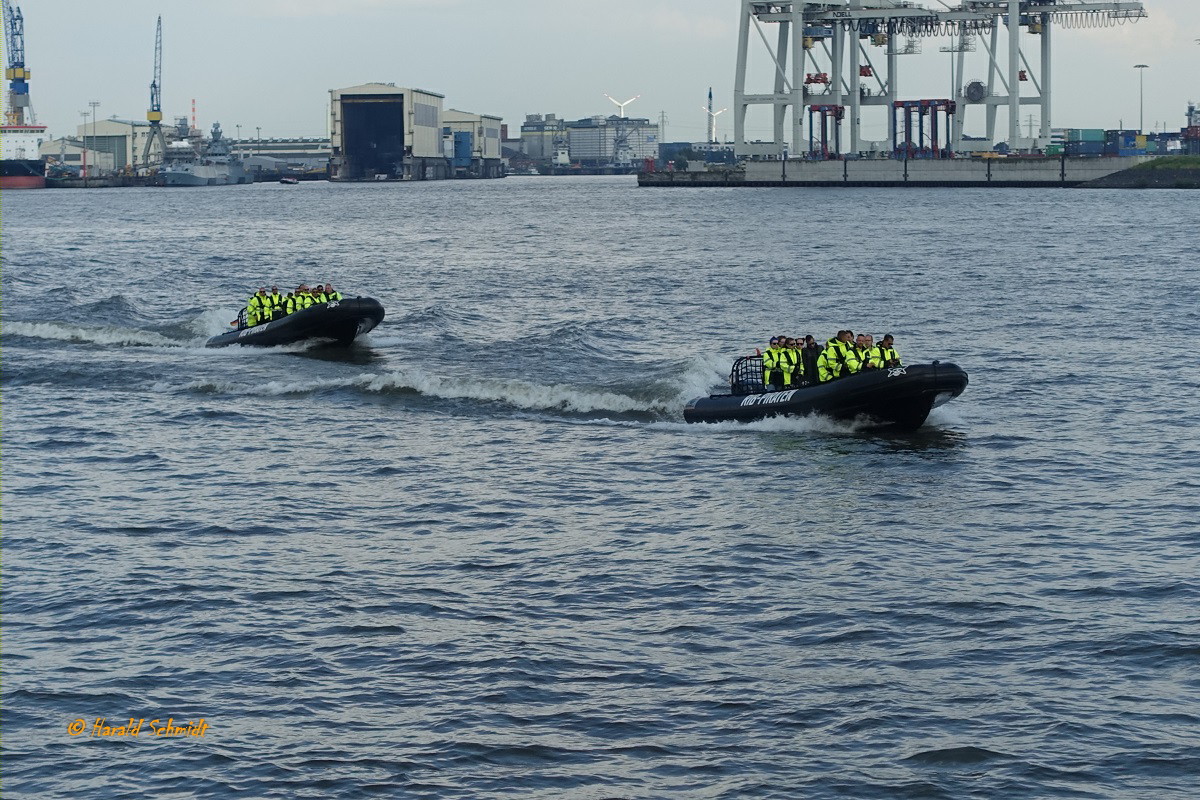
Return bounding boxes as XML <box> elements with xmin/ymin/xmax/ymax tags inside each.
<box><xmin>142</xmin><ymin>15</ymin><xmax>167</xmax><ymax>166</ymax></box>
<box><xmin>732</xmin><ymin>0</ymin><xmax>1148</xmax><ymax>158</ymax></box>
<box><xmin>3</xmin><ymin>0</ymin><xmax>34</xmax><ymax>126</ymax></box>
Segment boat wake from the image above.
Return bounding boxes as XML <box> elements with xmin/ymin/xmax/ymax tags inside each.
<box><xmin>2</xmin><ymin>320</ymin><xmax>184</xmax><ymax>348</ymax></box>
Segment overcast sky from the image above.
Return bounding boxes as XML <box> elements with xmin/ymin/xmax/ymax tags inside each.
<box><xmin>17</xmin><ymin>0</ymin><xmax>1200</xmax><ymax>143</ymax></box>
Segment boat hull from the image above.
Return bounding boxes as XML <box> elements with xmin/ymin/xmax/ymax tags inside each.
<box><xmin>161</xmin><ymin>167</ymin><xmax>252</xmax><ymax>186</ymax></box>
<box><xmin>683</xmin><ymin>363</ymin><xmax>968</xmax><ymax>430</ymax></box>
<box><xmin>2</xmin><ymin>158</ymin><xmax>46</xmax><ymax>189</ymax></box>
<box><xmin>0</xmin><ymin>173</ymin><xmax>46</xmax><ymax>189</ymax></box>
<box><xmin>205</xmin><ymin>297</ymin><xmax>385</xmax><ymax>348</ymax></box>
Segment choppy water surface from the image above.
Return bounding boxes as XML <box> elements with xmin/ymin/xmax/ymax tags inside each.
<box><xmin>3</xmin><ymin>177</ymin><xmax>1198</xmax><ymax>799</ymax></box>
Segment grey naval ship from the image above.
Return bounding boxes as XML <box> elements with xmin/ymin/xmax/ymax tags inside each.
<box><xmin>160</xmin><ymin>122</ymin><xmax>251</xmax><ymax>186</ymax></box>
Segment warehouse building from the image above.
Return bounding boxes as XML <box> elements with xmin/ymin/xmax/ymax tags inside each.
<box><xmin>566</xmin><ymin>115</ymin><xmax>658</xmax><ymax>170</ymax></box>
<box><xmin>442</xmin><ymin>109</ymin><xmax>504</xmax><ymax>178</ymax></box>
<box><xmin>40</xmin><ymin>118</ymin><xmax>165</xmax><ymax>174</ymax></box>
<box><xmin>329</xmin><ymin>83</ymin><xmax>447</xmax><ymax>181</ymax></box>
<box><xmin>519</xmin><ymin>113</ymin><xmax>567</xmax><ymax>161</ymax></box>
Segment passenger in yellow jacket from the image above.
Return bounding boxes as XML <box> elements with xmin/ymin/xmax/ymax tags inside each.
<box><xmin>246</xmin><ymin>287</ymin><xmax>269</xmax><ymax>326</ymax></box>
<box><xmin>293</xmin><ymin>286</ymin><xmax>315</xmax><ymax>310</ymax></box>
<box><xmin>762</xmin><ymin>337</ymin><xmax>782</xmax><ymax>387</ymax></box>
<box><xmin>778</xmin><ymin>337</ymin><xmax>801</xmax><ymax>387</ymax></box>
<box><xmin>818</xmin><ymin>330</ymin><xmax>860</xmax><ymax>382</ymax></box>
<box><xmin>874</xmin><ymin>334</ymin><xmax>901</xmax><ymax>368</ymax></box>
<box><xmin>266</xmin><ymin>286</ymin><xmax>284</xmax><ymax>321</ymax></box>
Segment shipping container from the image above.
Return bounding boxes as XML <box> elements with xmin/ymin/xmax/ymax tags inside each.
<box><xmin>1067</xmin><ymin>128</ymin><xmax>1106</xmax><ymax>142</ymax></box>
<box><xmin>1066</xmin><ymin>141</ymin><xmax>1105</xmax><ymax>155</ymax></box>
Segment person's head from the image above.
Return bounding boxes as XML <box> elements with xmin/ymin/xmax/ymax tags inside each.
<box><xmin>865</xmin><ymin>334</ymin><xmax>874</xmax><ymax>346</ymax></box>
<box><xmin>324</xmin><ymin>283</ymin><xmax>333</xmax><ymax>291</ymax></box>
<box><xmin>856</xmin><ymin>334</ymin><xmax>869</xmax><ymax>348</ymax></box>
<box><xmin>805</xmin><ymin>335</ymin><xmax>816</xmax><ymax>346</ymax></box>
<box><xmin>785</xmin><ymin>338</ymin><xmax>797</xmax><ymax>348</ymax></box>
<box><xmin>882</xmin><ymin>334</ymin><xmax>894</xmax><ymax>347</ymax></box>
<box><xmin>769</xmin><ymin>337</ymin><xmax>779</xmax><ymax>348</ymax></box>
<box><xmin>270</xmin><ymin>285</ymin><xmax>278</xmax><ymax>293</ymax></box>
<box><xmin>839</xmin><ymin>330</ymin><xmax>853</xmax><ymax>343</ymax></box>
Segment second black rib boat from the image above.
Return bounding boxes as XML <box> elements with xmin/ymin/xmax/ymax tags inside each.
<box><xmin>684</xmin><ymin>355</ymin><xmax>968</xmax><ymax>431</ymax></box>
<box><xmin>205</xmin><ymin>297</ymin><xmax>385</xmax><ymax>348</ymax></box>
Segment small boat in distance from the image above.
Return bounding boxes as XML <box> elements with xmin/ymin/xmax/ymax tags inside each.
<box><xmin>205</xmin><ymin>297</ymin><xmax>385</xmax><ymax>348</ymax></box>
<box><xmin>684</xmin><ymin>355</ymin><xmax>968</xmax><ymax>430</ymax></box>
<box><xmin>279</xmin><ymin>176</ymin><xmax>299</xmax><ymax>185</ymax></box>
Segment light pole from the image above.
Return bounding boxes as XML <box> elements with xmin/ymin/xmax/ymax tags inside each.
<box><xmin>79</xmin><ymin>110</ymin><xmax>90</xmax><ymax>185</ymax></box>
<box><xmin>256</xmin><ymin>126</ymin><xmax>261</xmax><ymax>155</ymax></box>
<box><xmin>1134</xmin><ymin>64</ymin><xmax>1148</xmax><ymax>133</ymax></box>
<box><xmin>89</xmin><ymin>101</ymin><xmax>100</xmax><ymax>175</ymax></box>
<box><xmin>236</xmin><ymin>124</ymin><xmax>241</xmax><ymax>156</ymax></box>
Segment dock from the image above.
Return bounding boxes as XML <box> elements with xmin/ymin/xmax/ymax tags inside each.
<box><xmin>638</xmin><ymin>156</ymin><xmax>1200</xmax><ymax>189</ymax></box>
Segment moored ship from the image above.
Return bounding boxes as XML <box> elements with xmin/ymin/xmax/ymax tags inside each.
<box><xmin>160</xmin><ymin>121</ymin><xmax>251</xmax><ymax>186</ymax></box>
<box><xmin>0</xmin><ymin>123</ymin><xmax>47</xmax><ymax>189</ymax></box>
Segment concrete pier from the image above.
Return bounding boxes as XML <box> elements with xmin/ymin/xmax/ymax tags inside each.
<box><xmin>637</xmin><ymin>155</ymin><xmax>1198</xmax><ymax>189</ymax></box>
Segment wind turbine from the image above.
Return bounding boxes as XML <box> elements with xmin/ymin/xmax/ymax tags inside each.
<box><xmin>604</xmin><ymin>92</ymin><xmax>640</xmax><ymax>118</ymax></box>
<box><xmin>702</xmin><ymin>87</ymin><xmax>727</xmax><ymax>143</ymax></box>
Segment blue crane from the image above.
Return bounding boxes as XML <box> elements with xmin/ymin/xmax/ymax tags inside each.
<box><xmin>3</xmin><ymin>0</ymin><xmax>34</xmax><ymax>126</ymax></box>
<box><xmin>142</xmin><ymin>15</ymin><xmax>167</xmax><ymax>166</ymax></box>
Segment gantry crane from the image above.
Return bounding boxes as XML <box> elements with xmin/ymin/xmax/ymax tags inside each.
<box><xmin>3</xmin><ymin>0</ymin><xmax>35</xmax><ymax>126</ymax></box>
<box><xmin>142</xmin><ymin>15</ymin><xmax>167</xmax><ymax>166</ymax></box>
<box><xmin>733</xmin><ymin>0</ymin><xmax>1148</xmax><ymax>158</ymax></box>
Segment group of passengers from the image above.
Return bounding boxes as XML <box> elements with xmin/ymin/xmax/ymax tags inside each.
<box><xmin>760</xmin><ymin>330</ymin><xmax>901</xmax><ymax>389</ymax></box>
<box><xmin>240</xmin><ymin>283</ymin><xmax>343</xmax><ymax>327</ymax></box>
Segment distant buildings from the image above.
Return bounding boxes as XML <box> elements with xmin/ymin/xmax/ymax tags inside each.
<box><xmin>40</xmin><ymin>118</ymin><xmax>164</xmax><ymax>175</ymax></box>
<box><xmin>517</xmin><ymin>113</ymin><xmax>659</xmax><ymax>172</ymax></box>
<box><xmin>329</xmin><ymin>83</ymin><xmax>504</xmax><ymax>181</ymax></box>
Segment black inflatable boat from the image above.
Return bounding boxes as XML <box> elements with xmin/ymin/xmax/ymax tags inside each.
<box><xmin>205</xmin><ymin>297</ymin><xmax>385</xmax><ymax>348</ymax></box>
<box><xmin>684</xmin><ymin>355</ymin><xmax>968</xmax><ymax>430</ymax></box>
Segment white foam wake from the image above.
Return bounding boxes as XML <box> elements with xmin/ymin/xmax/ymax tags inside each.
<box><xmin>179</xmin><ymin>366</ymin><xmax>675</xmax><ymax>415</ymax></box>
<box><xmin>2</xmin><ymin>320</ymin><xmax>182</xmax><ymax>348</ymax></box>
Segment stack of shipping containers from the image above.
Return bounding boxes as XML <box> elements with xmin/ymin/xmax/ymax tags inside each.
<box><xmin>1063</xmin><ymin>128</ymin><xmax>1105</xmax><ymax>158</ymax></box>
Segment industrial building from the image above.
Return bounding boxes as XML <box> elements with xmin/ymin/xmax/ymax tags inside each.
<box><xmin>519</xmin><ymin>114</ymin><xmax>568</xmax><ymax>161</ymax></box>
<box><xmin>330</xmin><ymin>83</ymin><xmax>448</xmax><ymax>181</ymax></box>
<box><xmin>442</xmin><ymin>109</ymin><xmax>504</xmax><ymax>177</ymax></box>
<box><xmin>329</xmin><ymin>84</ymin><xmax>504</xmax><ymax>181</ymax></box>
<box><xmin>39</xmin><ymin>118</ymin><xmax>164</xmax><ymax>174</ymax></box>
<box><xmin>566</xmin><ymin>115</ymin><xmax>659</xmax><ymax>170</ymax></box>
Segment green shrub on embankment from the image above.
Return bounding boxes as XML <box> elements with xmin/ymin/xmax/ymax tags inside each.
<box><xmin>1133</xmin><ymin>156</ymin><xmax>1200</xmax><ymax>170</ymax></box>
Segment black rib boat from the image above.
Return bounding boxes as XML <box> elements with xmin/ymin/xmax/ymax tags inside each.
<box><xmin>684</xmin><ymin>355</ymin><xmax>968</xmax><ymax>430</ymax></box>
<box><xmin>205</xmin><ymin>297</ymin><xmax>385</xmax><ymax>348</ymax></box>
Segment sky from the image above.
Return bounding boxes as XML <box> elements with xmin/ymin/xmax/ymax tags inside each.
<box><xmin>12</xmin><ymin>0</ymin><xmax>1200</xmax><ymax>144</ymax></box>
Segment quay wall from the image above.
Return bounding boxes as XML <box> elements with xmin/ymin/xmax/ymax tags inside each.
<box><xmin>639</xmin><ymin>156</ymin><xmax>1166</xmax><ymax>189</ymax></box>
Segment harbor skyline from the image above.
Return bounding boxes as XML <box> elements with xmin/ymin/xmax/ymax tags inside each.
<box><xmin>24</xmin><ymin>0</ymin><xmax>1200</xmax><ymax>144</ymax></box>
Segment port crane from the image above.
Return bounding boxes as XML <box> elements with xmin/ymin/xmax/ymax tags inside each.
<box><xmin>2</xmin><ymin>0</ymin><xmax>34</xmax><ymax>126</ymax></box>
<box><xmin>732</xmin><ymin>0</ymin><xmax>1148</xmax><ymax>158</ymax></box>
<box><xmin>142</xmin><ymin>15</ymin><xmax>167</xmax><ymax>167</ymax></box>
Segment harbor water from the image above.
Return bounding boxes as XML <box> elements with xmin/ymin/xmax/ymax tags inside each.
<box><xmin>3</xmin><ymin>177</ymin><xmax>1198</xmax><ymax>799</ymax></box>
